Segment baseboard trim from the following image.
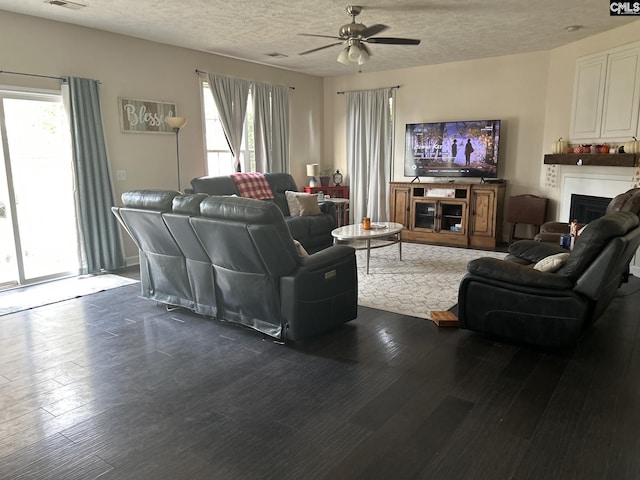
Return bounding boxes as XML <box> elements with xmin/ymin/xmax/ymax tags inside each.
<box><xmin>125</xmin><ymin>256</ymin><xmax>139</xmax><ymax>267</ymax></box>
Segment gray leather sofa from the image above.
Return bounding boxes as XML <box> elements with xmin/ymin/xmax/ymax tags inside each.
<box><xmin>190</xmin><ymin>173</ymin><xmax>336</xmax><ymax>253</ymax></box>
<box><xmin>458</xmin><ymin>211</ymin><xmax>640</xmax><ymax>347</ymax></box>
<box><xmin>112</xmin><ymin>190</ymin><xmax>358</xmax><ymax>341</ymax></box>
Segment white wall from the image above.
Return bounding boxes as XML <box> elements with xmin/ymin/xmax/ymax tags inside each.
<box><xmin>323</xmin><ymin>52</ymin><xmax>549</xmax><ymax>196</ymax></box>
<box><xmin>0</xmin><ymin>10</ymin><xmax>324</xmax><ymax>261</ymax></box>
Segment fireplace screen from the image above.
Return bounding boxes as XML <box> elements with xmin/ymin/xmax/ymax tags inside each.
<box><xmin>569</xmin><ymin>194</ymin><xmax>611</xmax><ymax>224</ymax></box>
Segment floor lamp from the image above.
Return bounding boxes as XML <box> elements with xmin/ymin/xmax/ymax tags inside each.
<box><xmin>165</xmin><ymin>116</ymin><xmax>188</xmax><ymax>191</ymax></box>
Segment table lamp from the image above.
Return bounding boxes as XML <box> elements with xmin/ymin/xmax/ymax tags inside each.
<box><xmin>306</xmin><ymin>164</ymin><xmax>320</xmax><ymax>187</ymax></box>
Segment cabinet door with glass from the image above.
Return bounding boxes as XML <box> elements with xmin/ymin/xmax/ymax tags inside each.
<box><xmin>412</xmin><ymin>199</ymin><xmax>466</xmax><ymax>235</ymax></box>
<box><xmin>439</xmin><ymin>201</ymin><xmax>467</xmax><ymax>235</ymax></box>
<box><xmin>412</xmin><ymin>200</ymin><xmax>437</xmax><ymax>231</ymax></box>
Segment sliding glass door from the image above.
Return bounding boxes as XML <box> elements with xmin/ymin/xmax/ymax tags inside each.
<box><xmin>0</xmin><ymin>89</ymin><xmax>79</xmax><ymax>289</ymax></box>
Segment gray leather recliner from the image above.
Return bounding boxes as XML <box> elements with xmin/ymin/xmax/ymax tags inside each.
<box><xmin>113</xmin><ymin>190</ymin><xmax>358</xmax><ymax>341</ymax></box>
<box><xmin>190</xmin><ymin>173</ymin><xmax>336</xmax><ymax>253</ymax></box>
<box><xmin>458</xmin><ymin>211</ymin><xmax>640</xmax><ymax>347</ymax></box>
<box><xmin>115</xmin><ymin>190</ymin><xmax>194</xmax><ymax>310</ymax></box>
<box><xmin>535</xmin><ymin>187</ymin><xmax>640</xmax><ymax>244</ymax></box>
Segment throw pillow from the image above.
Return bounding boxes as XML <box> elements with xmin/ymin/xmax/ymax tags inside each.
<box><xmin>297</xmin><ymin>194</ymin><xmax>321</xmax><ymax>216</ymax></box>
<box><xmin>293</xmin><ymin>239</ymin><xmax>309</xmax><ymax>257</ymax></box>
<box><xmin>533</xmin><ymin>252</ymin><xmax>570</xmax><ymax>273</ymax></box>
<box><xmin>578</xmin><ymin>223</ymin><xmax>588</xmax><ymax>236</ymax></box>
<box><xmin>285</xmin><ymin>191</ymin><xmax>321</xmax><ymax>217</ymax></box>
<box><xmin>285</xmin><ymin>190</ymin><xmax>302</xmax><ymax>216</ymax></box>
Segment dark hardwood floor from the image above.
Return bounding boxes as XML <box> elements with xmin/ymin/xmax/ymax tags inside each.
<box><xmin>1</xmin><ymin>270</ymin><xmax>640</xmax><ymax>479</ymax></box>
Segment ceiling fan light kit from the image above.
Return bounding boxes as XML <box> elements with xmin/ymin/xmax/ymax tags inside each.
<box><xmin>337</xmin><ymin>47</ymin><xmax>351</xmax><ymax>65</ymax></box>
<box><xmin>298</xmin><ymin>5</ymin><xmax>420</xmax><ymax>66</ymax></box>
<box><xmin>356</xmin><ymin>45</ymin><xmax>369</xmax><ymax>65</ymax></box>
<box><xmin>340</xmin><ymin>39</ymin><xmax>369</xmax><ymax>65</ymax></box>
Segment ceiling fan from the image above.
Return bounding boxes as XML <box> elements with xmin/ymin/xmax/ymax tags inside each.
<box><xmin>298</xmin><ymin>5</ymin><xmax>421</xmax><ymax>66</ymax></box>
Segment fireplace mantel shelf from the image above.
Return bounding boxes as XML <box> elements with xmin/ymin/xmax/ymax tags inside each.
<box><xmin>544</xmin><ymin>153</ymin><xmax>637</xmax><ymax>167</ymax></box>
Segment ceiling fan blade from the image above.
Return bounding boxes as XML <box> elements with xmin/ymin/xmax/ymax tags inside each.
<box><xmin>299</xmin><ymin>42</ymin><xmax>343</xmax><ymax>55</ymax></box>
<box><xmin>298</xmin><ymin>33</ymin><xmax>341</xmax><ymax>40</ymax></box>
<box><xmin>360</xmin><ymin>23</ymin><xmax>389</xmax><ymax>38</ymax></box>
<box><xmin>366</xmin><ymin>37</ymin><xmax>421</xmax><ymax>45</ymax></box>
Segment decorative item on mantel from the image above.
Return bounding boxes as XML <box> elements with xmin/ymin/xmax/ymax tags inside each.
<box><xmin>625</xmin><ymin>137</ymin><xmax>640</xmax><ymax>154</ymax></box>
<box><xmin>551</xmin><ymin>137</ymin><xmax>570</xmax><ymax>154</ymax></box>
<box><xmin>570</xmin><ymin>144</ymin><xmax>612</xmax><ymax>154</ymax></box>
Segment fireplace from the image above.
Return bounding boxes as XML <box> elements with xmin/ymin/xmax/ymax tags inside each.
<box><xmin>558</xmin><ymin>171</ymin><xmax>637</xmax><ymax>277</ymax></box>
<box><xmin>569</xmin><ymin>194</ymin><xmax>611</xmax><ymax>224</ymax></box>
<box><xmin>559</xmin><ymin>173</ymin><xmax>633</xmax><ymax>224</ymax></box>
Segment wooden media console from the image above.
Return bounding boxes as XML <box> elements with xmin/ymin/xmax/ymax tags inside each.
<box><xmin>389</xmin><ymin>181</ymin><xmax>506</xmax><ymax>248</ymax></box>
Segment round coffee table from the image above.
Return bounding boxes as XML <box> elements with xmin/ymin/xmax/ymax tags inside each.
<box><xmin>332</xmin><ymin>222</ymin><xmax>403</xmax><ymax>274</ymax></box>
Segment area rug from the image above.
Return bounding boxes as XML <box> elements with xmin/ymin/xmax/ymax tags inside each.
<box><xmin>0</xmin><ymin>274</ymin><xmax>139</xmax><ymax>316</ymax></box>
<box><xmin>354</xmin><ymin>242</ymin><xmax>505</xmax><ymax>319</ymax></box>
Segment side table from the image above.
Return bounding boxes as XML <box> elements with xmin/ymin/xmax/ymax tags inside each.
<box><xmin>304</xmin><ymin>185</ymin><xmax>349</xmax><ymax>199</ymax></box>
<box><xmin>328</xmin><ymin>198</ymin><xmax>349</xmax><ymax>226</ymax></box>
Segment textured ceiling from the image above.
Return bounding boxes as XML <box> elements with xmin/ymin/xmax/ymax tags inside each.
<box><xmin>1</xmin><ymin>1</ymin><xmax>637</xmax><ymax>77</ymax></box>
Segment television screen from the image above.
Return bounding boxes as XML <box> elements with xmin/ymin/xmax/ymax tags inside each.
<box><xmin>404</xmin><ymin>119</ymin><xmax>501</xmax><ymax>178</ymax></box>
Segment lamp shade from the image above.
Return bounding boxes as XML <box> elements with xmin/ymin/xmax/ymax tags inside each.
<box><xmin>348</xmin><ymin>44</ymin><xmax>361</xmax><ymax>62</ymax></box>
<box><xmin>165</xmin><ymin>116</ymin><xmax>188</xmax><ymax>129</ymax></box>
<box><xmin>357</xmin><ymin>47</ymin><xmax>369</xmax><ymax>65</ymax></box>
<box><xmin>337</xmin><ymin>47</ymin><xmax>350</xmax><ymax>65</ymax></box>
<box><xmin>306</xmin><ymin>164</ymin><xmax>320</xmax><ymax>177</ymax></box>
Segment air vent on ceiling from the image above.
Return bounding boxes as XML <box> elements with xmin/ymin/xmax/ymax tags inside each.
<box><xmin>45</xmin><ymin>0</ymin><xmax>87</xmax><ymax>10</ymax></box>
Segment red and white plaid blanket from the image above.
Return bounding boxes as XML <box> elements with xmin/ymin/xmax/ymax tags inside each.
<box><xmin>231</xmin><ymin>172</ymin><xmax>275</xmax><ymax>200</ymax></box>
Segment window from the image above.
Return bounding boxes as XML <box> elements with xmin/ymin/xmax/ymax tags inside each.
<box><xmin>202</xmin><ymin>81</ymin><xmax>254</xmax><ymax>175</ymax></box>
<box><xmin>0</xmin><ymin>88</ymin><xmax>78</xmax><ymax>287</ymax></box>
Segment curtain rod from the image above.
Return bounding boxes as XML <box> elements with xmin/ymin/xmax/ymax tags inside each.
<box><xmin>195</xmin><ymin>69</ymin><xmax>295</xmax><ymax>90</ymax></box>
<box><xmin>0</xmin><ymin>70</ymin><xmax>102</xmax><ymax>84</ymax></box>
<box><xmin>0</xmin><ymin>70</ymin><xmax>63</xmax><ymax>81</ymax></box>
<box><xmin>337</xmin><ymin>85</ymin><xmax>400</xmax><ymax>94</ymax></box>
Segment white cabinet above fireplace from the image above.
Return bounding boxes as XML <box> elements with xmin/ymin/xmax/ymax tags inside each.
<box><xmin>570</xmin><ymin>41</ymin><xmax>640</xmax><ymax>142</ymax></box>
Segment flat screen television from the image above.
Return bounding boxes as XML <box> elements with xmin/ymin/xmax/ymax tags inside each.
<box><xmin>404</xmin><ymin>119</ymin><xmax>501</xmax><ymax>179</ymax></box>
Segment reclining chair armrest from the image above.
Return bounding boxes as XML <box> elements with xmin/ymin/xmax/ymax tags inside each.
<box><xmin>300</xmin><ymin>244</ymin><xmax>354</xmax><ymax>270</ymax></box>
<box><xmin>467</xmin><ymin>257</ymin><xmax>574</xmax><ymax>290</ymax></box>
<box><xmin>319</xmin><ymin>201</ymin><xmax>337</xmax><ymax>217</ymax></box>
<box><xmin>539</xmin><ymin>221</ymin><xmax>570</xmax><ymax>234</ymax></box>
<box><xmin>534</xmin><ymin>232</ymin><xmax>564</xmax><ymax>243</ymax></box>
<box><xmin>508</xmin><ymin>239</ymin><xmax>567</xmax><ymax>263</ymax></box>
<box><xmin>280</xmin><ymin>244</ymin><xmax>357</xmax><ymax>340</ymax></box>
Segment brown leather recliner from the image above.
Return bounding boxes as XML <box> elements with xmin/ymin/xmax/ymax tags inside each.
<box><xmin>534</xmin><ymin>188</ymin><xmax>640</xmax><ymax>244</ymax></box>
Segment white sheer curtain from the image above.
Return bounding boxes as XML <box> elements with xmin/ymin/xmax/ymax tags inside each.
<box><xmin>346</xmin><ymin>87</ymin><xmax>393</xmax><ymax>224</ymax></box>
<box><xmin>207</xmin><ymin>74</ymin><xmax>250</xmax><ymax>172</ymax></box>
<box><xmin>253</xmin><ymin>82</ymin><xmax>289</xmax><ymax>173</ymax></box>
